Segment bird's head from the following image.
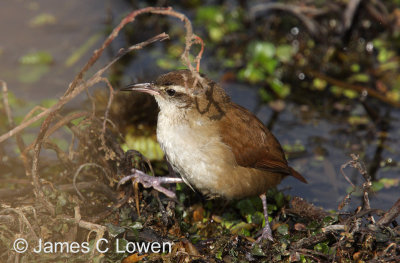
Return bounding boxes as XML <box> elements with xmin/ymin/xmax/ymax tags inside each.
<box><xmin>122</xmin><ymin>70</ymin><xmax>230</xmax><ymax>119</ymax></box>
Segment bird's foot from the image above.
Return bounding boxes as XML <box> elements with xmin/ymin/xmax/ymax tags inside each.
<box><xmin>255</xmin><ymin>193</ymin><xmax>274</xmax><ymax>243</ymax></box>
<box><xmin>255</xmin><ymin>222</ymin><xmax>274</xmax><ymax>243</ymax></box>
<box><xmin>118</xmin><ymin>169</ymin><xmax>183</xmax><ymax>199</ymax></box>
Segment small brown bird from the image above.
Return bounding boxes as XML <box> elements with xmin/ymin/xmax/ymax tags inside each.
<box><xmin>120</xmin><ymin>69</ymin><xmax>306</xmax><ymax>242</ymax></box>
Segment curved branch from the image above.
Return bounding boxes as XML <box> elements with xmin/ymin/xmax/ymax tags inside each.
<box><xmin>250</xmin><ymin>3</ymin><xmax>320</xmax><ymax>38</ymax></box>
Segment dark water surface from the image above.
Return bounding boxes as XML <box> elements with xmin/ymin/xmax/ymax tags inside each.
<box><xmin>0</xmin><ymin>0</ymin><xmax>108</xmax><ymax>101</ymax></box>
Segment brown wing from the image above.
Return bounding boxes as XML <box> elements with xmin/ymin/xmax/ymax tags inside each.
<box><xmin>219</xmin><ymin>103</ymin><xmax>292</xmax><ymax>174</ymax></box>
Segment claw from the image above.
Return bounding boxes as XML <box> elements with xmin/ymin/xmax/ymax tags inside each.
<box><xmin>255</xmin><ymin>193</ymin><xmax>274</xmax><ymax>243</ymax></box>
<box><xmin>255</xmin><ymin>223</ymin><xmax>274</xmax><ymax>243</ymax></box>
<box><xmin>118</xmin><ymin>169</ymin><xmax>183</xmax><ymax>199</ymax></box>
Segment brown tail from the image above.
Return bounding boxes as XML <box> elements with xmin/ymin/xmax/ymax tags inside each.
<box><xmin>289</xmin><ymin>167</ymin><xmax>307</xmax><ymax>183</ymax></box>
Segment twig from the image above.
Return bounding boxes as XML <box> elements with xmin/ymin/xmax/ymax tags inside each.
<box><xmin>365</xmin><ymin>0</ymin><xmax>390</xmax><ymax>27</ymax></box>
<box><xmin>340</xmin><ymin>157</ymin><xmax>357</xmax><ymax>189</ymax></box>
<box><xmin>343</xmin><ymin>0</ymin><xmax>362</xmax><ymax>32</ymax></box>
<box><xmin>0</xmin><ymin>7</ymin><xmax>202</xmax><ymax>218</ymax></box>
<box><xmin>338</xmin><ymin>191</ymin><xmax>353</xmax><ymax>211</ymax></box>
<box><xmin>0</xmin><ymin>181</ymin><xmax>117</xmax><ymax>202</ymax></box>
<box><xmin>32</xmin><ymin>141</ymin><xmax>56</xmax><ymax>215</ymax></box>
<box><xmin>1</xmin><ymin>81</ymin><xmax>25</xmax><ymax>152</ymax></box>
<box><xmin>85</xmin><ymin>87</ymin><xmax>96</xmax><ymax>117</ymax></box>
<box><xmin>338</xmin><ymin>155</ymin><xmax>357</xmax><ymax>210</ymax></box>
<box><xmin>73</xmin><ymin>163</ymin><xmax>111</xmax><ymax>200</ymax></box>
<box><xmin>0</xmin><ymin>7</ymin><xmax>201</xmax><ymax>145</ymax></box>
<box><xmin>68</xmin><ymin>132</ymin><xmax>76</xmax><ymax>161</ymax></box>
<box><xmin>0</xmin><ymin>33</ymin><xmax>168</xmax><ymax>145</ymax></box>
<box><xmin>1</xmin><ymin>81</ymin><xmax>14</xmax><ymax>127</ymax></box>
<box><xmin>134</xmin><ymin>181</ymin><xmax>141</xmax><ymax>216</ymax></box>
<box><xmin>294</xmin><ymin>248</ymin><xmax>329</xmax><ymax>261</ymax></box>
<box><xmin>45</xmin><ymin>112</ymin><xmax>90</xmax><ymax>138</ymax></box>
<box><xmin>99</xmin><ymin>77</ymin><xmax>116</xmax><ymax>160</ymax></box>
<box><xmin>72</xmin><ymin>206</ymin><xmax>106</xmax><ymax>256</ymax></box>
<box><xmin>377</xmin><ymin>198</ymin><xmax>400</xmax><ymax>226</ymax></box>
<box><xmin>57</xmin><ymin>181</ymin><xmax>117</xmax><ymax>202</ymax></box>
<box><xmin>20</xmin><ymin>105</ymin><xmax>48</xmax><ymax>124</ymax></box>
<box><xmin>0</xmin><ymin>187</ymin><xmax>32</xmax><ymax>200</ymax></box>
<box><xmin>339</xmin><ymin>154</ymin><xmax>375</xmax><ymax>224</ymax></box>
<box><xmin>29</xmin><ymin>33</ymin><xmax>169</xmax><ymax>215</ymax></box>
<box><xmin>43</xmin><ymin>141</ymin><xmax>74</xmax><ymax>167</ymax></box>
<box><xmin>287</xmin><ymin>196</ymin><xmax>329</xmax><ymax>221</ymax></box>
<box><xmin>291</xmin><ymin>231</ymin><xmax>335</xmax><ymax>249</ymax></box>
<box><xmin>322</xmin><ymin>224</ymin><xmax>345</xmax><ymax>232</ymax></box>
<box><xmin>307</xmin><ymin>70</ymin><xmax>400</xmax><ymax>108</ymax></box>
<box><xmin>1</xmin><ymin>208</ymin><xmax>38</xmax><ymax>241</ymax></box>
<box><xmin>193</xmin><ymin>35</ymin><xmax>204</xmax><ymax>72</ymax></box>
<box><xmin>250</xmin><ymin>3</ymin><xmax>320</xmax><ymax>38</ymax></box>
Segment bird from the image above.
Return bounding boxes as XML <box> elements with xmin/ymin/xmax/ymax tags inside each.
<box><xmin>120</xmin><ymin>69</ymin><xmax>307</xmax><ymax>242</ymax></box>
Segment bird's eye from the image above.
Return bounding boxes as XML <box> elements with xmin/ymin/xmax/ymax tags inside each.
<box><xmin>166</xmin><ymin>89</ymin><xmax>176</xmax><ymax>96</ymax></box>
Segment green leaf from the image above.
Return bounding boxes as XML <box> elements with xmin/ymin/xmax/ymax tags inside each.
<box><xmin>128</xmin><ymin>221</ymin><xmax>143</xmax><ymax>230</ymax></box>
<box><xmin>277</xmin><ymin>224</ymin><xmax>289</xmax><ymax>235</ymax></box>
<box><xmin>230</xmin><ymin>222</ymin><xmax>253</xmax><ymax>235</ymax></box>
<box><xmin>371</xmin><ymin>180</ymin><xmax>385</xmax><ymax>192</ymax></box>
<box><xmin>349</xmin><ymin>73</ymin><xmax>369</xmax><ymax>83</ymax></box>
<box><xmin>19</xmin><ymin>51</ymin><xmax>53</xmax><ymax>65</ymax></box>
<box><xmin>70</xmin><ymin>116</ymin><xmax>86</xmax><ymax>126</ymax></box>
<box><xmin>312</xmin><ymin>78</ymin><xmax>327</xmax><ymax>90</ymax></box>
<box><xmin>215</xmin><ymin>250</ymin><xmax>223</xmax><ymax>260</ymax></box>
<box><xmin>251</xmin><ymin>244</ymin><xmax>266</xmax><ymax>256</ymax></box>
<box><xmin>196</xmin><ymin>6</ymin><xmax>223</xmax><ymax>24</ymax></box>
<box><xmin>238</xmin><ymin>65</ymin><xmax>265</xmax><ymax>83</ymax></box>
<box><xmin>251</xmin><ymin>211</ymin><xmax>264</xmax><ymax>225</ymax></box>
<box><xmin>253</xmin><ymin>42</ymin><xmax>275</xmax><ymax>59</ymax></box>
<box><xmin>270</xmin><ymin>78</ymin><xmax>290</xmax><ymax>98</ymax></box>
<box><xmin>372</xmin><ymin>39</ymin><xmax>384</xmax><ymax>48</ymax></box>
<box><xmin>156</xmin><ymin>58</ymin><xmax>180</xmax><ymax>70</ymax></box>
<box><xmin>379</xmin><ymin>61</ymin><xmax>398</xmax><ymax>71</ymax></box>
<box><xmin>343</xmin><ymin>89</ymin><xmax>358</xmax><ymax>99</ymax></box>
<box><xmin>274</xmin><ymin>191</ymin><xmax>285</xmax><ymax>208</ymax></box>
<box><xmin>122</xmin><ymin>134</ymin><xmax>164</xmax><ymax>161</ymax></box>
<box><xmin>330</xmin><ymin>85</ymin><xmax>343</xmax><ymax>96</ymax></box>
<box><xmin>276</xmin><ymin>45</ymin><xmax>295</xmax><ymax>63</ymax></box>
<box><xmin>259</xmin><ymin>88</ymin><xmax>273</xmax><ymax>102</ymax></box>
<box><xmin>29</xmin><ymin>13</ymin><xmax>56</xmax><ymax>27</ymax></box>
<box><xmin>261</xmin><ymin>58</ymin><xmax>278</xmax><ymax>74</ymax></box>
<box><xmin>350</xmin><ymin>64</ymin><xmax>360</xmax><ymax>72</ymax></box>
<box><xmin>209</xmin><ymin>26</ymin><xmax>224</xmax><ymax>42</ymax></box>
<box><xmin>106</xmin><ymin>224</ymin><xmax>125</xmax><ymax>238</ymax></box>
<box><xmin>378</xmin><ymin>49</ymin><xmax>395</xmax><ymax>63</ymax></box>
<box><xmin>51</xmin><ymin>137</ymin><xmax>69</xmax><ymax>152</ymax></box>
<box><xmin>348</xmin><ymin>115</ymin><xmax>369</xmax><ymax>125</ymax></box>
<box><xmin>379</xmin><ymin>178</ymin><xmax>400</xmax><ymax>188</ymax></box>
<box><xmin>236</xmin><ymin>199</ymin><xmax>256</xmax><ymax>218</ymax></box>
<box><xmin>314</xmin><ymin>242</ymin><xmax>330</xmax><ymax>254</ymax></box>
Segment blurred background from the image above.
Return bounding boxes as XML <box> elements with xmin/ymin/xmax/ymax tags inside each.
<box><xmin>0</xmin><ymin>0</ymin><xmax>399</xmax><ymax>211</ymax></box>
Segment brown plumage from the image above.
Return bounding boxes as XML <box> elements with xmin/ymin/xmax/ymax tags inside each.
<box><xmin>122</xmin><ymin>69</ymin><xmax>306</xmax><ymax>241</ymax></box>
<box><xmin>154</xmin><ymin>70</ymin><xmax>305</xmax><ymax>195</ymax></box>
<box><xmin>220</xmin><ymin>103</ymin><xmax>307</xmax><ymax>184</ymax></box>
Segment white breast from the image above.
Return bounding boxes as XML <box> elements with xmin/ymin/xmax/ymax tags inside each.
<box><xmin>156</xmin><ymin>112</ymin><xmax>235</xmax><ymax>196</ymax></box>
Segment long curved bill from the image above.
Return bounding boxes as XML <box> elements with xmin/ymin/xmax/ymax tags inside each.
<box><xmin>120</xmin><ymin>83</ymin><xmax>160</xmax><ymax>96</ymax></box>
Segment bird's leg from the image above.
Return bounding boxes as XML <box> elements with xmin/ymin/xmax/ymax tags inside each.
<box><xmin>256</xmin><ymin>193</ymin><xmax>274</xmax><ymax>242</ymax></box>
<box><xmin>166</xmin><ymin>159</ymin><xmax>177</xmax><ymax>177</ymax></box>
<box><xmin>118</xmin><ymin>169</ymin><xmax>183</xmax><ymax>199</ymax></box>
